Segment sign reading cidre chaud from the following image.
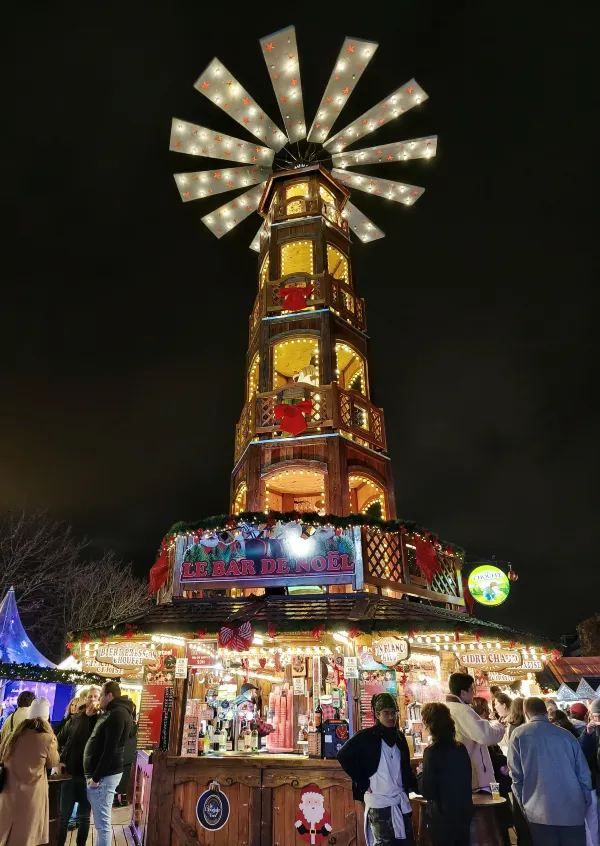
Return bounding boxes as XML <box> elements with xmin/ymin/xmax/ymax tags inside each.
<box><xmin>179</xmin><ymin>521</ymin><xmax>362</xmax><ymax>590</ymax></box>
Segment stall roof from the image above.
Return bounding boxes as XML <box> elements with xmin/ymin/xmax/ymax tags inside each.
<box><xmin>546</xmin><ymin>657</ymin><xmax>600</xmax><ymax>690</ymax></box>
<box><xmin>0</xmin><ymin>587</ymin><xmax>55</xmax><ymax>667</ymax></box>
<box><xmin>110</xmin><ymin>593</ymin><xmax>547</xmax><ymax>642</ymax></box>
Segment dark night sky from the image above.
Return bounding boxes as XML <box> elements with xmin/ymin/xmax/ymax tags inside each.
<box><xmin>3</xmin><ymin>4</ymin><xmax>596</xmax><ymax>639</ymax></box>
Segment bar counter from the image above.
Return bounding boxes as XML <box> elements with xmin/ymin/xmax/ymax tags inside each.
<box><xmin>143</xmin><ymin>749</ymin><xmax>363</xmax><ymax>846</ymax></box>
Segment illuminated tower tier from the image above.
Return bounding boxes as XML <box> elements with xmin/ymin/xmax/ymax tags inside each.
<box><xmin>231</xmin><ymin>165</ymin><xmax>396</xmax><ymax>520</ymax></box>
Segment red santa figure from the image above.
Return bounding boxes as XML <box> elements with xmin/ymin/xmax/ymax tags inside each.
<box><xmin>294</xmin><ymin>784</ymin><xmax>332</xmax><ymax>845</ymax></box>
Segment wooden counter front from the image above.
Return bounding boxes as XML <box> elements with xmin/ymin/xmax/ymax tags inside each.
<box><xmin>144</xmin><ymin>751</ymin><xmax>363</xmax><ymax>846</ymax></box>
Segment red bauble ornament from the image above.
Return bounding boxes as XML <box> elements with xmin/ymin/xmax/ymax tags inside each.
<box><xmin>507</xmin><ymin>565</ymin><xmax>519</xmax><ymax>582</ymax></box>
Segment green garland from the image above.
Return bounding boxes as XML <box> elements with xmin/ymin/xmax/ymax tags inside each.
<box><xmin>165</xmin><ymin>510</ymin><xmax>465</xmax><ymax>556</ymax></box>
<box><xmin>0</xmin><ymin>662</ymin><xmax>114</xmax><ymax>685</ymax></box>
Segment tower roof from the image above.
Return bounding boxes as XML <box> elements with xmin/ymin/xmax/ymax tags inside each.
<box><xmin>0</xmin><ymin>587</ymin><xmax>56</xmax><ymax>667</ymax></box>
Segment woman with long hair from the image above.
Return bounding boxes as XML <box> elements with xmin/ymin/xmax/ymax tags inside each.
<box><xmin>420</xmin><ymin>702</ymin><xmax>473</xmax><ymax>846</ymax></box>
<box><xmin>0</xmin><ymin>697</ymin><xmax>60</xmax><ymax>846</ymax></box>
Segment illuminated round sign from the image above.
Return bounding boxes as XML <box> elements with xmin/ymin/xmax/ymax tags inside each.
<box><xmin>467</xmin><ymin>565</ymin><xmax>510</xmax><ymax>607</ymax></box>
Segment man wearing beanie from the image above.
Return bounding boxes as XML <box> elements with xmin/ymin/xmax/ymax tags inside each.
<box><xmin>580</xmin><ymin>698</ymin><xmax>600</xmax><ymax>843</ymax></box>
<box><xmin>337</xmin><ymin>692</ymin><xmax>417</xmax><ymax>845</ymax></box>
<box><xmin>569</xmin><ymin>703</ymin><xmax>589</xmax><ymax>737</ymax></box>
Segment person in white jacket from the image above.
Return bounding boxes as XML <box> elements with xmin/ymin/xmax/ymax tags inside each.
<box><xmin>445</xmin><ymin>672</ymin><xmax>505</xmax><ymax>792</ymax></box>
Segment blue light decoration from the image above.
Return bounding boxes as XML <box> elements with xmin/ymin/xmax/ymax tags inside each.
<box><xmin>0</xmin><ymin>587</ymin><xmax>55</xmax><ymax>667</ymax></box>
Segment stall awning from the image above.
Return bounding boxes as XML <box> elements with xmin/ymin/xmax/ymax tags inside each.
<box><xmin>107</xmin><ymin>593</ymin><xmax>545</xmax><ymax>642</ymax></box>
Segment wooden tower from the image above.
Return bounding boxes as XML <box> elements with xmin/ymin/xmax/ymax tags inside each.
<box><xmin>231</xmin><ymin>165</ymin><xmax>396</xmax><ymax>520</ymax></box>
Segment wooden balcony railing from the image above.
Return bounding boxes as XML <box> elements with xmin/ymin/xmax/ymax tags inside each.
<box><xmin>362</xmin><ymin>527</ymin><xmax>465</xmax><ymax>607</ymax></box>
<box><xmin>248</xmin><ymin>273</ymin><xmax>366</xmax><ymax>342</ymax></box>
<box><xmin>234</xmin><ymin>383</ymin><xmax>386</xmax><ymax>460</ymax></box>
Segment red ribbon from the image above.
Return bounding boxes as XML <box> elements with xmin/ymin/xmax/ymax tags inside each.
<box><xmin>218</xmin><ymin>621</ymin><xmax>253</xmax><ymax>652</ymax></box>
<box><xmin>454</xmin><ymin>628</ymin><xmax>462</xmax><ymax>642</ymax></box>
<box><xmin>274</xmin><ymin>400</ymin><xmax>313</xmax><ymax>436</ymax></box>
<box><xmin>267</xmin><ymin>622</ymin><xmax>278</xmax><ymax>638</ymax></box>
<box><xmin>124</xmin><ymin>624</ymin><xmax>137</xmax><ymax>640</ymax></box>
<box><xmin>277</xmin><ymin>285</ymin><xmax>313</xmax><ymax>311</ymax></box>
<box><xmin>148</xmin><ymin>540</ymin><xmax>170</xmax><ymax>595</ymax></box>
<box><xmin>412</xmin><ymin>535</ymin><xmax>442</xmax><ymax>583</ymax></box>
<box><xmin>311</xmin><ymin>624</ymin><xmax>325</xmax><ymax>640</ymax></box>
<box><xmin>348</xmin><ymin>628</ymin><xmax>362</xmax><ymax>639</ymax></box>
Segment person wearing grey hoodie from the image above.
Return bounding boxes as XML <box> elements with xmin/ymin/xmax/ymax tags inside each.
<box><xmin>509</xmin><ymin>697</ymin><xmax>592</xmax><ymax>846</ymax></box>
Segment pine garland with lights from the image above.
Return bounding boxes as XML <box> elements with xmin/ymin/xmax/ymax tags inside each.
<box><xmin>0</xmin><ymin>662</ymin><xmax>114</xmax><ymax>685</ymax></box>
<box><xmin>164</xmin><ymin>511</ymin><xmax>465</xmax><ymax>556</ymax></box>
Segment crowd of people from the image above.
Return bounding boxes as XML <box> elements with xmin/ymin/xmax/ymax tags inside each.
<box><xmin>338</xmin><ymin>673</ymin><xmax>600</xmax><ymax>846</ymax></box>
<box><xmin>0</xmin><ymin>680</ymin><xmax>137</xmax><ymax>846</ymax></box>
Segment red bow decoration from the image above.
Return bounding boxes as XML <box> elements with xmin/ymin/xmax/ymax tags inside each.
<box><xmin>454</xmin><ymin>628</ymin><xmax>462</xmax><ymax>642</ymax></box>
<box><xmin>412</xmin><ymin>535</ymin><xmax>442</xmax><ymax>583</ymax></box>
<box><xmin>311</xmin><ymin>623</ymin><xmax>325</xmax><ymax>640</ymax></box>
<box><xmin>65</xmin><ymin>640</ymin><xmax>74</xmax><ymax>652</ymax></box>
<box><xmin>148</xmin><ymin>540</ymin><xmax>170</xmax><ymax>595</ymax></box>
<box><xmin>550</xmin><ymin>648</ymin><xmax>561</xmax><ymax>662</ymax></box>
<box><xmin>81</xmin><ymin>631</ymin><xmax>91</xmax><ymax>644</ymax></box>
<box><xmin>399</xmin><ymin>672</ymin><xmax>409</xmax><ymax>686</ymax></box>
<box><xmin>195</xmin><ymin>628</ymin><xmax>207</xmax><ymax>639</ymax></box>
<box><xmin>407</xmin><ymin>628</ymin><xmax>418</xmax><ymax>639</ymax></box>
<box><xmin>100</xmin><ymin>632</ymin><xmax>108</xmax><ymax>644</ymax></box>
<box><xmin>218</xmin><ymin>621</ymin><xmax>253</xmax><ymax>651</ymax></box>
<box><xmin>508</xmin><ymin>640</ymin><xmax>517</xmax><ymax>650</ymax></box>
<box><xmin>273</xmin><ymin>650</ymin><xmax>282</xmax><ymax>672</ymax></box>
<box><xmin>274</xmin><ymin>400</ymin><xmax>313</xmax><ymax>436</ymax></box>
<box><xmin>277</xmin><ymin>284</ymin><xmax>313</xmax><ymax>311</ymax></box>
<box><xmin>267</xmin><ymin>622</ymin><xmax>278</xmax><ymax>639</ymax></box>
<box><xmin>474</xmin><ymin>630</ymin><xmax>482</xmax><ymax>643</ymax></box>
<box><xmin>124</xmin><ymin>624</ymin><xmax>138</xmax><ymax>640</ymax></box>
<box><xmin>348</xmin><ymin>628</ymin><xmax>362</xmax><ymax>639</ymax></box>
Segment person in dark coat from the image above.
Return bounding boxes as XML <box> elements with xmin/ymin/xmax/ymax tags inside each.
<box><xmin>419</xmin><ymin>702</ymin><xmax>473</xmax><ymax>846</ymax></box>
<box><xmin>83</xmin><ymin>681</ymin><xmax>134</xmax><ymax>846</ymax></box>
<box><xmin>337</xmin><ymin>692</ymin><xmax>417</xmax><ymax>845</ymax></box>
<box><xmin>580</xmin><ymin>699</ymin><xmax>600</xmax><ymax>846</ymax></box>
<box><xmin>114</xmin><ymin>703</ymin><xmax>138</xmax><ymax>807</ymax></box>
<box><xmin>56</xmin><ymin>686</ymin><xmax>101</xmax><ymax>846</ymax></box>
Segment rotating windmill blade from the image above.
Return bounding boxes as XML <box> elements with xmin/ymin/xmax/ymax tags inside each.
<box><xmin>169</xmin><ymin>26</ymin><xmax>437</xmax><ymax>247</ymax></box>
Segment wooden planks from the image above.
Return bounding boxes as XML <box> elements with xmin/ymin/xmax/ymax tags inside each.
<box><xmin>65</xmin><ymin>805</ymin><xmax>133</xmax><ymax>845</ymax></box>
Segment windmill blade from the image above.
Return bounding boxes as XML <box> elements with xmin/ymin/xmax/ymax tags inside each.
<box><xmin>324</xmin><ymin>79</ymin><xmax>428</xmax><ymax>152</ymax></box>
<box><xmin>333</xmin><ymin>135</ymin><xmax>437</xmax><ymax>168</ymax></box>
<box><xmin>259</xmin><ymin>26</ymin><xmax>306</xmax><ymax>143</ymax></box>
<box><xmin>194</xmin><ymin>59</ymin><xmax>288</xmax><ymax>151</ymax></box>
<box><xmin>332</xmin><ymin>169</ymin><xmax>425</xmax><ymax>206</ymax></box>
<box><xmin>249</xmin><ymin>222</ymin><xmax>265</xmax><ymax>252</ymax></box>
<box><xmin>201</xmin><ymin>184</ymin><xmax>265</xmax><ymax>239</ymax></box>
<box><xmin>307</xmin><ymin>37</ymin><xmax>378</xmax><ymax>144</ymax></box>
<box><xmin>173</xmin><ymin>166</ymin><xmax>270</xmax><ymax>202</ymax></box>
<box><xmin>341</xmin><ymin>200</ymin><xmax>385</xmax><ymax>243</ymax></box>
<box><xmin>170</xmin><ymin>119</ymin><xmax>275</xmax><ymax>165</ymax></box>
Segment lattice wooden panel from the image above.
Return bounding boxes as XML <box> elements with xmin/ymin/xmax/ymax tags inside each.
<box><xmin>364</xmin><ymin>529</ymin><xmax>405</xmax><ymax>584</ymax></box>
<box><xmin>339</xmin><ymin>392</ymin><xmax>352</xmax><ymax>427</ymax></box>
<box><xmin>258</xmin><ymin>395</ymin><xmax>275</xmax><ymax>427</ymax></box>
<box><xmin>371</xmin><ymin>409</ymin><xmax>383</xmax><ymax>441</ymax></box>
<box><xmin>430</xmin><ymin>557</ymin><xmax>460</xmax><ymax>597</ymax></box>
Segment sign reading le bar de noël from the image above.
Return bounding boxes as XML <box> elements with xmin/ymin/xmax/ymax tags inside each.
<box><xmin>179</xmin><ymin>522</ymin><xmax>360</xmax><ymax>589</ymax></box>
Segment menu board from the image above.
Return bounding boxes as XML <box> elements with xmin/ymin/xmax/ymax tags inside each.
<box><xmin>181</xmin><ymin>699</ymin><xmax>201</xmax><ymax>757</ymax></box>
<box><xmin>359</xmin><ymin>669</ymin><xmax>398</xmax><ymax>729</ymax></box>
<box><xmin>138</xmin><ymin>647</ymin><xmax>180</xmax><ymax>749</ymax></box>
<box><xmin>159</xmin><ymin>687</ymin><xmax>174</xmax><ymax>751</ymax></box>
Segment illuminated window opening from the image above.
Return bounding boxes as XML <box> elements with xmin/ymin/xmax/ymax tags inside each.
<box><xmin>286</xmin><ymin>182</ymin><xmax>309</xmax><ymax>200</ymax></box>
<box><xmin>349</xmin><ymin>475</ymin><xmax>386</xmax><ymax>519</ymax></box>
<box><xmin>287</xmin><ymin>198</ymin><xmax>307</xmax><ymax>216</ymax></box>
<box><xmin>233</xmin><ymin>482</ymin><xmax>247</xmax><ymax>515</ymax></box>
<box><xmin>327</xmin><ymin>245</ymin><xmax>349</xmax><ymax>283</ymax></box>
<box><xmin>265</xmin><ymin>468</ymin><xmax>326</xmax><ymax>517</ymax></box>
<box><xmin>281</xmin><ymin>240</ymin><xmax>314</xmax><ymax>277</ymax></box>
<box><xmin>273</xmin><ymin>337</ymin><xmax>320</xmax><ymax>390</ymax></box>
<box><xmin>335</xmin><ymin>342</ymin><xmax>367</xmax><ymax>397</ymax></box>
<box><xmin>247</xmin><ymin>352</ymin><xmax>260</xmax><ymax>400</ymax></box>
<box><xmin>319</xmin><ymin>185</ymin><xmax>335</xmax><ymax>206</ymax></box>
<box><xmin>259</xmin><ymin>254</ymin><xmax>270</xmax><ymax>289</ymax></box>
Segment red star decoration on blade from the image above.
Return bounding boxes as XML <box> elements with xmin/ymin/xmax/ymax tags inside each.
<box><xmin>182</xmin><ymin>190</ymin><xmax>190</xmax><ymax>199</ymax></box>
<box><xmin>378</xmin><ymin>118</ymin><xmax>385</xmax><ymax>125</ymax></box>
<box><xmin>287</xmin><ymin>53</ymin><xmax>295</xmax><ymax>60</ymax></box>
<box><xmin>200</xmin><ymin>80</ymin><xmax>210</xmax><ymax>90</ymax></box>
<box><xmin>251</xmin><ymin>155</ymin><xmax>257</xmax><ymax>162</ymax></box>
<box><xmin>264</xmin><ymin>41</ymin><xmax>275</xmax><ymax>51</ymax></box>
<box><xmin>386</xmin><ymin>154</ymin><xmax>394</xmax><ymax>161</ymax></box>
<box><xmin>243</xmin><ymin>96</ymin><xmax>251</xmax><ymax>106</ymax></box>
<box><xmin>226</xmin><ymin>180</ymin><xmax>234</xmax><ymax>188</ymax></box>
<box><xmin>255</xmin><ymin>146</ymin><xmax>262</xmax><ymax>152</ymax></box>
<box><xmin>214</xmin><ymin>135</ymin><xmax>222</xmax><ymax>141</ymax></box>
<box><xmin>406</xmin><ymin>85</ymin><xmax>414</xmax><ymax>94</ymax></box>
<box><xmin>213</xmin><ymin>171</ymin><xmax>222</xmax><ymax>179</ymax></box>
<box><xmin>172</xmin><ymin>140</ymin><xmax>181</xmax><ymax>149</ymax></box>
<box><xmin>280</xmin><ymin>95</ymin><xmax>288</xmax><ymax>104</ymax></box>
<box><xmin>347</xmin><ymin>44</ymin><xmax>355</xmax><ymax>54</ymax></box>
<box><xmin>361</xmin><ymin>118</ymin><xmax>369</xmax><ymax>125</ymax></box>
<box><xmin>243</xmin><ymin>116</ymin><xmax>250</xmax><ymax>124</ymax></box>
<box><xmin>223</xmin><ymin>103</ymin><xmax>230</xmax><ymax>110</ymax></box>
<box><xmin>291</xmin><ymin>78</ymin><xmax>298</xmax><ymax>87</ymax></box>
<box><xmin>325</xmin><ymin>95</ymin><xmax>333</xmax><ymax>104</ymax></box>
<box><xmin>342</xmin><ymin>86</ymin><xmax>350</xmax><ymax>95</ymax></box>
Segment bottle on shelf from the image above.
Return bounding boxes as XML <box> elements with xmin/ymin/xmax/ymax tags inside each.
<box><xmin>198</xmin><ymin>726</ymin><xmax>205</xmax><ymax>756</ymax></box>
<box><xmin>314</xmin><ymin>701</ymin><xmax>323</xmax><ymax>729</ymax></box>
<box><xmin>251</xmin><ymin>721</ymin><xmax>259</xmax><ymax>751</ymax></box>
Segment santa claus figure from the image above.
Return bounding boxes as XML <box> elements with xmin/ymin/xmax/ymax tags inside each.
<box><xmin>294</xmin><ymin>784</ymin><xmax>332</xmax><ymax>845</ymax></box>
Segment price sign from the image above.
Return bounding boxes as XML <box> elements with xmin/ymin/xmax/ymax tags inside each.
<box><xmin>343</xmin><ymin>656</ymin><xmax>359</xmax><ymax>679</ymax></box>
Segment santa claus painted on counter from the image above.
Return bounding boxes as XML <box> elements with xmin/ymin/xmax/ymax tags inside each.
<box><xmin>294</xmin><ymin>784</ymin><xmax>332</xmax><ymax>845</ymax></box>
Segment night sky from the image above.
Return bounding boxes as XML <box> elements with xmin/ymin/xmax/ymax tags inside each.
<box><xmin>3</xmin><ymin>4</ymin><xmax>595</xmax><ymax>639</ymax></box>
